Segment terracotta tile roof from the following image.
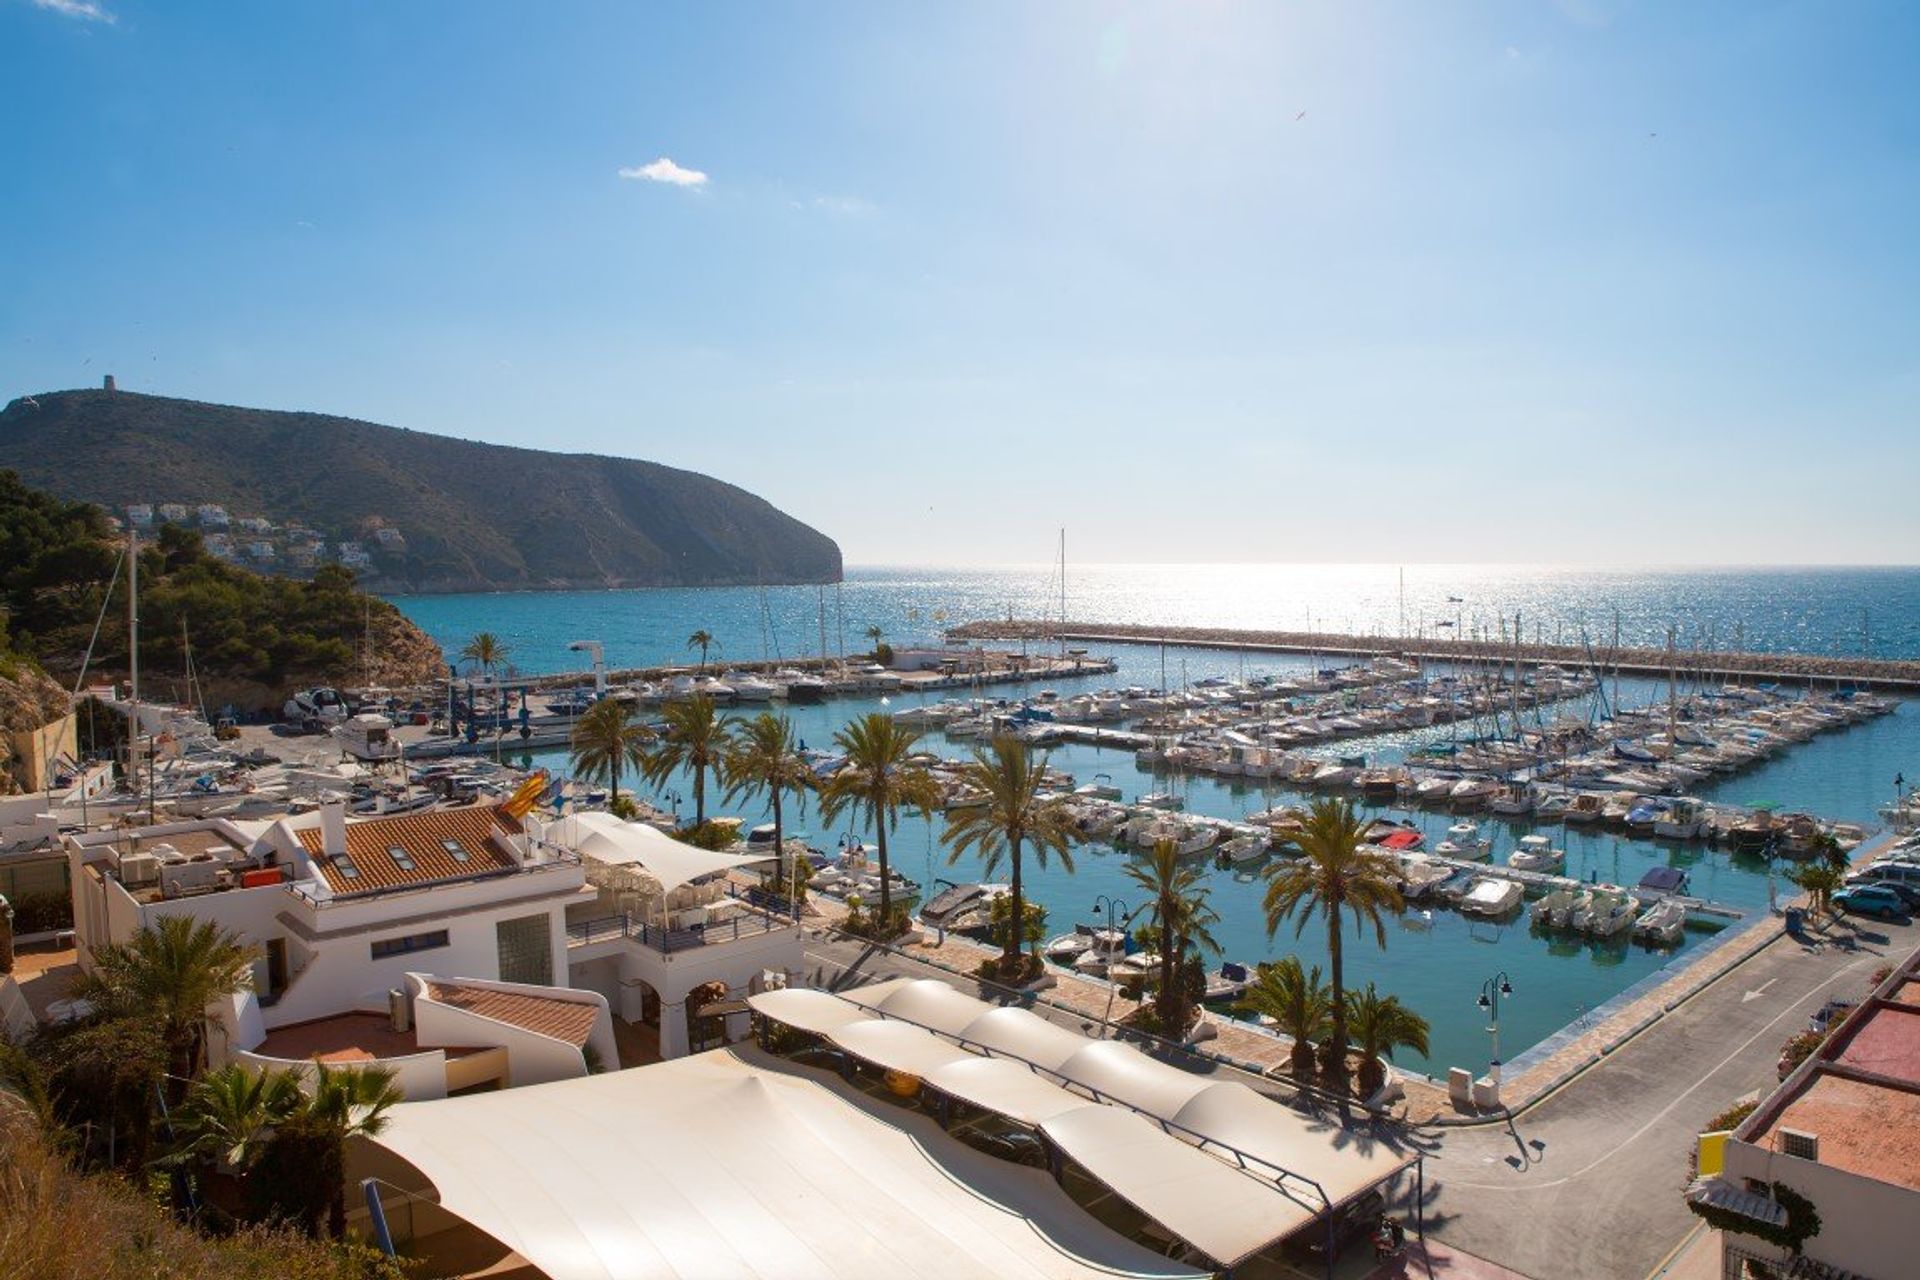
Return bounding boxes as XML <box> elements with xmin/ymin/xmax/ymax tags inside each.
<box><xmin>425</xmin><ymin>981</ymin><xmax>599</xmax><ymax>1048</ymax></box>
<box><xmin>296</xmin><ymin>803</ymin><xmax>521</xmax><ymax>895</ymax></box>
<box><xmin>1831</xmin><ymin>1002</ymin><xmax>1920</xmax><ymax>1085</ymax></box>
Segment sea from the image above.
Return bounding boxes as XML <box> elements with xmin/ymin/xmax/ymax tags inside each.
<box><xmin>389</xmin><ymin>564</ymin><xmax>1920</xmax><ymax>1077</ymax></box>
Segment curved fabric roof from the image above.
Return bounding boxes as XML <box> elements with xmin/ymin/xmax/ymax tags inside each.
<box><xmin>843</xmin><ymin>978</ymin><xmax>994</xmax><ymax>1037</ymax></box>
<box><xmin>925</xmin><ymin>1057</ymin><xmax>1092</xmax><ymax>1127</ymax></box>
<box><xmin>961</xmin><ymin>1005</ymin><xmax>1095</xmax><ymax>1072</ymax></box>
<box><xmin>1056</xmin><ymin>1040</ymin><xmax>1214</xmax><ymax>1117</ymax></box>
<box><xmin>829</xmin><ymin>1019</ymin><xmax>975</xmax><ymax>1078</ymax></box>
<box><xmin>1168</xmin><ymin>1079</ymin><xmax>1409</xmax><ymax>1197</ymax></box>
<box><xmin>370</xmin><ymin>1047</ymin><xmax>1202</xmax><ymax>1280</ymax></box>
<box><xmin>748</xmin><ymin>988</ymin><xmax>878</xmax><ymax>1037</ymax></box>
<box><xmin>1041</xmin><ymin>1104</ymin><xmax>1319</xmax><ymax>1267</ymax></box>
<box><xmin>563</xmin><ymin>811</ymin><xmax>773</xmax><ymax>892</ymax></box>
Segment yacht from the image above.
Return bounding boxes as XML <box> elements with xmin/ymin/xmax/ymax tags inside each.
<box><xmin>1508</xmin><ymin>834</ymin><xmax>1565</xmax><ymax>873</ymax></box>
<box><xmin>724</xmin><ymin>672</ymin><xmax>779</xmax><ymax>702</ymax></box>
<box><xmin>918</xmin><ymin>881</ymin><xmax>1009</xmax><ymax>932</ymax></box>
<box><xmin>332</xmin><ymin>712</ymin><xmax>401</xmax><ymax>763</ymax></box>
<box><xmin>1575</xmin><ymin>888</ymin><xmax>1636</xmax><ymax>938</ymax></box>
<box><xmin>1566</xmin><ymin>793</ymin><xmax>1606</xmax><ymax>825</ymax></box>
<box><xmin>1044</xmin><ymin>924</ymin><xmax>1127</xmax><ymax>968</ymax></box>
<box><xmin>1449</xmin><ymin>778</ymin><xmax>1499</xmax><ymax>810</ymax></box>
<box><xmin>1531</xmin><ymin>887</ymin><xmax>1591</xmax><ymax>930</ymax></box>
<box><xmin>1654</xmin><ymin>797</ymin><xmax>1707</xmax><ymax>840</ymax></box>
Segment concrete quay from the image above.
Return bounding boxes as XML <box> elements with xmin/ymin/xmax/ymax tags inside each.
<box><xmin>948</xmin><ymin>619</ymin><xmax>1920</xmax><ymax>693</ymax></box>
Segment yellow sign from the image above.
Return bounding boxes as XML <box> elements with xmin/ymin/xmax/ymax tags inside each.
<box><xmin>1696</xmin><ymin>1130</ymin><xmax>1730</xmax><ymax>1178</ymax></box>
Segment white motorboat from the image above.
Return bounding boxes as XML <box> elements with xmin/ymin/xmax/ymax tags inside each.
<box><xmin>1575</xmin><ymin>888</ymin><xmax>1636</xmax><ymax>938</ymax></box>
<box><xmin>1565</xmin><ymin>793</ymin><xmax>1606</xmax><ymax>824</ymax></box>
<box><xmin>1107</xmin><ymin>951</ymin><xmax>1162</xmax><ymax>983</ymax></box>
<box><xmin>1654</xmin><ymin>797</ymin><xmax>1707</xmax><ymax>840</ymax></box>
<box><xmin>1633</xmin><ymin>899</ymin><xmax>1687</xmax><ymax>946</ymax></box>
<box><xmin>1436</xmin><ymin>822</ymin><xmax>1492</xmax><ymax>859</ymax></box>
<box><xmin>1138</xmin><ymin>791</ymin><xmax>1183</xmax><ymax>811</ymax></box>
<box><xmin>1488</xmin><ymin>782</ymin><xmax>1535</xmax><ymax>816</ymax></box>
<box><xmin>332</xmin><ymin>712</ymin><xmax>401</xmax><ymax>763</ymax></box>
<box><xmin>918</xmin><ymin>881</ymin><xmax>1009</xmax><ymax>931</ymax></box>
<box><xmin>1508</xmin><ymin>834</ymin><xmax>1565</xmax><ymax>873</ymax></box>
<box><xmin>1449</xmin><ymin>778</ymin><xmax>1498</xmax><ymax>810</ymax></box>
<box><xmin>1203</xmin><ymin>961</ymin><xmax>1253</xmax><ymax>1003</ymax></box>
<box><xmin>1458</xmin><ymin>877</ymin><xmax>1525</xmax><ymax>918</ymax></box>
<box><xmin>1531</xmin><ymin>888</ymin><xmax>1591</xmax><ymax>930</ymax></box>
<box><xmin>724</xmin><ymin>673</ymin><xmax>779</xmax><ymax>702</ymax></box>
<box><xmin>1045</xmin><ymin>924</ymin><xmax>1127</xmax><ymax>966</ymax></box>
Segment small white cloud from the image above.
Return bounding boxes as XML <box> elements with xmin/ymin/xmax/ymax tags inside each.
<box><xmin>812</xmin><ymin>195</ymin><xmax>876</xmax><ymax>217</ymax></box>
<box><xmin>1505</xmin><ymin>45</ymin><xmax>1522</xmax><ymax>59</ymax></box>
<box><xmin>618</xmin><ymin>157</ymin><xmax>709</xmax><ymax>188</ymax></box>
<box><xmin>33</xmin><ymin>0</ymin><xmax>115</xmax><ymax>21</ymax></box>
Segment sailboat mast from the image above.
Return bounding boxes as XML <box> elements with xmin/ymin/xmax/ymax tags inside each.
<box><xmin>1058</xmin><ymin>527</ymin><xmax>1067</xmax><ymax>657</ymax></box>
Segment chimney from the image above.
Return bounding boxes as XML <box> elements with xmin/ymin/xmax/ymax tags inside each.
<box><xmin>103</xmin><ymin>374</ymin><xmax>116</xmax><ymax>392</ymax></box>
<box><xmin>319</xmin><ymin>800</ymin><xmax>348</xmax><ymax>857</ymax></box>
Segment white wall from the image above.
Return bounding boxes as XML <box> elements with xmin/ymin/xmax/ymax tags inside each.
<box><xmin>602</xmin><ymin>924</ymin><xmax>801</xmax><ymax>1059</ymax></box>
<box><xmin>410</xmin><ymin>974</ymin><xmax>614</xmax><ymax>1086</ymax></box>
<box><xmin>1723</xmin><ymin>1138</ymin><xmax>1918</xmax><ymax>1279</ymax></box>
<box><xmin>0</xmin><ymin>976</ymin><xmax>35</xmax><ymax>1044</ymax></box>
<box><xmin>236</xmin><ymin>1047</ymin><xmax>450</xmax><ymax>1102</ymax></box>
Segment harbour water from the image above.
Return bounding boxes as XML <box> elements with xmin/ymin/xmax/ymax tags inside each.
<box><xmin>389</xmin><ymin>564</ymin><xmax>1920</xmax><ymax>1076</ymax></box>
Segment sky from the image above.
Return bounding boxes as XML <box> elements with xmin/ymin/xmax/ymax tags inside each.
<box><xmin>2</xmin><ymin>1</ymin><xmax>1917</xmax><ymax>566</ymax></box>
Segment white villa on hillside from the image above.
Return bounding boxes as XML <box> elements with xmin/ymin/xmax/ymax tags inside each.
<box><xmin>63</xmin><ymin>800</ymin><xmax>803</xmax><ymax>1090</ymax></box>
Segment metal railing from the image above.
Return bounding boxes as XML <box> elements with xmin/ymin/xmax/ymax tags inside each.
<box><xmin>566</xmin><ymin>886</ymin><xmax>799</xmax><ymax>954</ymax></box>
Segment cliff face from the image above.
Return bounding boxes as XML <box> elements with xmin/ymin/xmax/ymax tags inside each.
<box><xmin>0</xmin><ymin>389</ymin><xmax>843</xmax><ymax>593</ymax></box>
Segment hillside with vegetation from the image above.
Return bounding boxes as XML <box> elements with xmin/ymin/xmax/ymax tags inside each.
<box><xmin>0</xmin><ymin>388</ymin><xmax>844</xmax><ymax>593</ymax></box>
<box><xmin>0</xmin><ymin>470</ymin><xmax>442</xmax><ymax>714</ymax></box>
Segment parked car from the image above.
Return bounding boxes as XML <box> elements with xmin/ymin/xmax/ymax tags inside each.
<box><xmin>1861</xmin><ymin>880</ymin><xmax>1920</xmax><ymax>912</ymax></box>
<box><xmin>1832</xmin><ymin>885</ymin><xmax>1908</xmax><ymax>921</ymax></box>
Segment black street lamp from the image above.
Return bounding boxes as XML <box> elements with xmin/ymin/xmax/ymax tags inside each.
<box><xmin>1092</xmin><ymin>895</ymin><xmax>1148</xmax><ymax>1037</ymax></box>
<box><xmin>1477</xmin><ymin>971</ymin><xmax>1515</xmax><ymax>1091</ymax></box>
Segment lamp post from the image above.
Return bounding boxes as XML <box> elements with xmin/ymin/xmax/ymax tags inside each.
<box><xmin>1477</xmin><ymin>971</ymin><xmax>1515</xmax><ymax>1092</ymax></box>
<box><xmin>1091</xmin><ymin>895</ymin><xmax>1146</xmax><ymax>1037</ymax></box>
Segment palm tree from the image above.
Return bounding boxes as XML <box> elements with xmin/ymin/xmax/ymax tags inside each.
<box><xmin>459</xmin><ymin>631</ymin><xmax>509</xmax><ymax>680</ymax></box>
<box><xmin>1791</xmin><ymin>862</ymin><xmax>1845</xmax><ymax>916</ymax></box>
<box><xmin>305</xmin><ymin>1062</ymin><xmax>403</xmax><ymax>1239</ymax></box>
<box><xmin>818</xmin><ymin>713</ymin><xmax>941</xmax><ymax>932</ymax></box>
<box><xmin>1259</xmin><ymin>798</ymin><xmax>1404</xmax><ymax>1090</ymax></box>
<box><xmin>1121</xmin><ymin>838</ymin><xmax>1219</xmax><ymax>1034</ymax></box>
<box><xmin>1234</xmin><ymin>956</ymin><xmax>1330</xmax><ymax>1078</ymax></box>
<box><xmin>1347</xmin><ymin>982</ymin><xmax>1431</xmax><ymax>1096</ymax></box>
<box><xmin>940</xmin><ymin>736</ymin><xmax>1077</xmax><ymax>973</ymax></box>
<box><xmin>723</xmin><ymin>712</ymin><xmax>816</xmax><ymax>890</ymax></box>
<box><xmin>569</xmin><ymin>697</ymin><xmax>654</xmax><ymax>806</ymax></box>
<box><xmin>686</xmin><ymin>629</ymin><xmax>718</xmax><ymax>673</ymax></box>
<box><xmin>171</xmin><ymin>1063</ymin><xmax>302</xmax><ymax>1171</ymax></box>
<box><xmin>864</xmin><ymin>624</ymin><xmax>884</xmax><ymax>652</ymax></box>
<box><xmin>73</xmin><ymin>916</ymin><xmax>255</xmax><ymax>1092</ymax></box>
<box><xmin>643</xmin><ymin>695</ymin><xmax>733</xmax><ymax>827</ymax></box>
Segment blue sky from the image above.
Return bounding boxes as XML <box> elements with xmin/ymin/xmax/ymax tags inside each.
<box><xmin>3</xmin><ymin>1</ymin><xmax>1916</xmax><ymax>565</ymax></box>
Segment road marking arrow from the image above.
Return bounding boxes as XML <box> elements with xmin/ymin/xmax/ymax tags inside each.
<box><xmin>1742</xmin><ymin>978</ymin><xmax>1778</xmax><ymax>1003</ymax></box>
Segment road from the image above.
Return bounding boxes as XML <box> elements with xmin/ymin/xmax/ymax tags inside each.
<box><xmin>1422</xmin><ymin>912</ymin><xmax>1913</xmax><ymax>1280</ymax></box>
<box><xmin>800</xmin><ymin>912</ymin><xmax>1916</xmax><ymax>1280</ymax></box>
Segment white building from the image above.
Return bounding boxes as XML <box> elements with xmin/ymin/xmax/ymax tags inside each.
<box><xmin>236</xmin><ymin>515</ymin><xmax>273</xmax><ymax>534</ymax></box>
<box><xmin>196</xmin><ymin>503</ymin><xmax>229</xmax><ymax>529</ymax></box>
<box><xmin>373</xmin><ymin>526</ymin><xmax>406</xmax><ymax>550</ymax></box>
<box><xmin>125</xmin><ymin>503</ymin><xmax>154</xmax><ymax>528</ymax></box>
<box><xmin>64</xmin><ymin>799</ymin><xmax>804</xmax><ymax>1087</ymax></box>
<box><xmin>67</xmin><ymin>801</ymin><xmax>607</xmax><ymax>1098</ymax></box>
<box><xmin>338</xmin><ymin>540</ymin><xmax>372</xmax><ymax>567</ymax></box>
<box><xmin>247</xmin><ymin>540</ymin><xmax>276</xmax><ymax>561</ymax></box>
<box><xmin>158</xmin><ymin>503</ymin><xmax>190</xmax><ymax>523</ymax></box>
<box><xmin>1696</xmin><ymin>942</ymin><xmax>1920</xmax><ymax>1279</ymax></box>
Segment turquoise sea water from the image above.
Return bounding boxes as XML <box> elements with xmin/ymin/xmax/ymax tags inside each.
<box><xmin>389</xmin><ymin>565</ymin><xmax>1920</xmax><ymax>1076</ymax></box>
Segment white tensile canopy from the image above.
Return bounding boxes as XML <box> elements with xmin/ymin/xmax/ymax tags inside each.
<box><xmin>960</xmin><ymin>1005</ymin><xmax>1095</xmax><ymax>1073</ymax></box>
<box><xmin>562</xmin><ymin>811</ymin><xmax>773</xmax><ymax>892</ymax></box>
<box><xmin>840</xmin><ymin>976</ymin><xmax>992</xmax><ymax>1036</ymax></box>
<box><xmin>746</xmin><ymin>979</ymin><xmax>1417</xmax><ymax>1267</ymax></box>
<box><xmin>924</xmin><ymin>1056</ymin><xmax>1092</xmax><ymax>1126</ymax></box>
<box><xmin>828</xmin><ymin>1019</ymin><xmax>975</xmax><ymax>1078</ymax></box>
<box><xmin>1169</xmin><ymin>1079</ymin><xmax>1410</xmax><ymax>1196</ymax></box>
<box><xmin>367</xmin><ymin>1047</ymin><xmax>1201</xmax><ymax>1280</ymax></box>
<box><xmin>1054</xmin><ymin>1039</ymin><xmax>1214</xmax><ymax>1117</ymax></box>
<box><xmin>746</xmin><ymin>987</ymin><xmax>877</xmax><ymax>1037</ymax></box>
<box><xmin>1040</xmin><ymin>1104</ymin><xmax>1324</xmax><ymax>1267</ymax></box>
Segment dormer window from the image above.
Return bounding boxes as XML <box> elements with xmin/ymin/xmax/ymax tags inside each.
<box><xmin>441</xmin><ymin>839</ymin><xmax>470</xmax><ymax>863</ymax></box>
<box><xmin>387</xmin><ymin>844</ymin><xmax>416</xmax><ymax>873</ymax></box>
<box><xmin>332</xmin><ymin>852</ymin><xmax>360</xmax><ymax>880</ymax></box>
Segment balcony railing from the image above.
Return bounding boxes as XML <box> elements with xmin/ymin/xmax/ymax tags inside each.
<box><xmin>566</xmin><ymin>884</ymin><xmax>799</xmax><ymax>954</ymax></box>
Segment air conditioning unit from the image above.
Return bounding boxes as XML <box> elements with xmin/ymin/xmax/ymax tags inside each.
<box><xmin>116</xmin><ymin>852</ymin><xmax>161</xmax><ymax>888</ymax></box>
<box><xmin>1778</xmin><ymin>1128</ymin><xmax>1819</xmax><ymax>1162</ymax></box>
